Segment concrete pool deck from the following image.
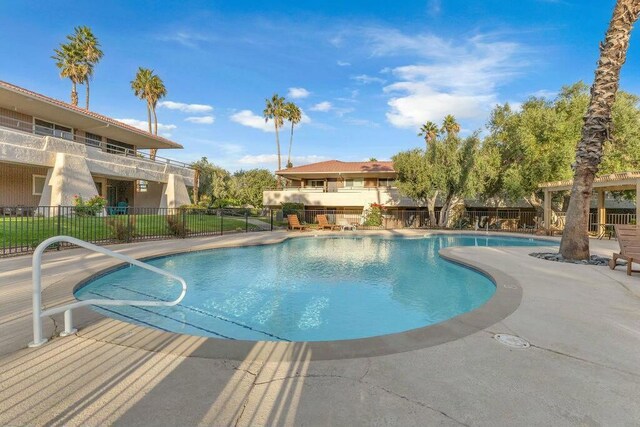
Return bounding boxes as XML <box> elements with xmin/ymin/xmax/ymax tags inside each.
<box><xmin>1</xmin><ymin>230</ymin><xmax>639</xmax><ymax>425</ymax></box>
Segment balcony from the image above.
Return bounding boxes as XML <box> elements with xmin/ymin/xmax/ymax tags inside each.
<box><xmin>0</xmin><ymin>111</ymin><xmax>192</xmax><ymax>169</ymax></box>
<box><xmin>263</xmin><ymin>186</ymin><xmax>419</xmax><ymax>208</ymax></box>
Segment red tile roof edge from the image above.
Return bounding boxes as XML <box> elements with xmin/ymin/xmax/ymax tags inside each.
<box><xmin>0</xmin><ymin>80</ymin><xmax>182</xmax><ymax>148</ymax></box>
<box><xmin>277</xmin><ymin>160</ymin><xmax>395</xmax><ymax>174</ymax></box>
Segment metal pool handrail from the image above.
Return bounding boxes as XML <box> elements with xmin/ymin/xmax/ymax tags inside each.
<box><xmin>29</xmin><ymin>236</ymin><xmax>187</xmax><ymax>347</ymax></box>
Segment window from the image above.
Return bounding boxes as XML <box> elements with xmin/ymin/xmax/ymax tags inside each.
<box><xmin>308</xmin><ymin>180</ymin><xmax>324</xmax><ymax>188</ymax></box>
<box><xmin>32</xmin><ymin>175</ymin><xmax>46</xmax><ymax>196</ymax></box>
<box><xmin>378</xmin><ymin>178</ymin><xmax>395</xmax><ymax>187</ymax></box>
<box><xmin>344</xmin><ymin>178</ymin><xmax>364</xmax><ymax>188</ymax></box>
<box><xmin>34</xmin><ymin>119</ymin><xmax>73</xmax><ymax>140</ymax></box>
<box><xmin>85</xmin><ymin>132</ymin><xmax>103</xmax><ymax>148</ymax></box>
<box><xmin>136</xmin><ymin>180</ymin><xmax>148</xmax><ymax>192</ymax></box>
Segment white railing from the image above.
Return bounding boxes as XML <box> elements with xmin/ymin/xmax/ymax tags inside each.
<box><xmin>29</xmin><ymin>236</ymin><xmax>187</xmax><ymax>347</ymax></box>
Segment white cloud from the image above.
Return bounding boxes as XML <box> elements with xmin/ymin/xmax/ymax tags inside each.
<box><xmin>287</xmin><ymin>87</ymin><xmax>310</xmax><ymax>99</ymax></box>
<box><xmin>185</xmin><ymin>115</ymin><xmax>215</xmax><ymax>124</ymax></box>
<box><xmin>352</xmin><ymin>74</ymin><xmax>387</xmax><ymax>85</ymax></box>
<box><xmin>116</xmin><ymin>118</ymin><xmax>177</xmax><ymax>133</ymax></box>
<box><xmin>531</xmin><ymin>89</ymin><xmax>557</xmax><ymax>99</ymax></box>
<box><xmin>337</xmin><ymin>60</ymin><xmax>351</xmax><ymax>67</ymax></box>
<box><xmin>158</xmin><ymin>100</ymin><xmax>213</xmax><ymax>113</ymax></box>
<box><xmin>157</xmin><ymin>31</ymin><xmax>212</xmax><ymax>48</ymax></box>
<box><xmin>343</xmin><ymin>118</ymin><xmax>380</xmax><ymax>128</ymax></box>
<box><xmin>230</xmin><ymin>110</ymin><xmax>273</xmax><ymax>132</ymax></box>
<box><xmin>375</xmin><ymin>31</ymin><xmax>527</xmax><ymax>128</ymax></box>
<box><xmin>310</xmin><ymin>101</ymin><xmax>332</xmax><ymax>112</ymax></box>
<box><xmin>238</xmin><ymin>154</ymin><xmax>329</xmax><ymax>167</ymax></box>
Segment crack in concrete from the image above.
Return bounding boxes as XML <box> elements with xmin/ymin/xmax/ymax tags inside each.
<box><xmin>483</xmin><ymin>329</ymin><xmax>640</xmax><ymax>379</ymax></box>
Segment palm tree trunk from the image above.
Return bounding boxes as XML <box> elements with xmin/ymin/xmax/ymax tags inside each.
<box><xmin>85</xmin><ymin>79</ymin><xmax>90</xmax><ymax>110</ymax></box>
<box><xmin>275</xmin><ymin>124</ymin><xmax>282</xmax><ymax>187</ymax></box>
<box><xmin>153</xmin><ymin>107</ymin><xmax>158</xmax><ymax>135</ymax></box>
<box><xmin>560</xmin><ymin>0</ymin><xmax>640</xmax><ymax>260</ymax></box>
<box><xmin>71</xmin><ymin>81</ymin><xmax>78</xmax><ymax>106</ymax></box>
<box><xmin>287</xmin><ymin>123</ymin><xmax>294</xmax><ymax>167</ymax></box>
<box><xmin>147</xmin><ymin>104</ymin><xmax>152</xmax><ymax>133</ymax></box>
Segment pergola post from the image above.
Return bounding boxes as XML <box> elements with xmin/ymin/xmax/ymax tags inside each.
<box><xmin>543</xmin><ymin>190</ymin><xmax>551</xmax><ymax>228</ymax></box>
<box><xmin>597</xmin><ymin>190</ymin><xmax>606</xmax><ymax>226</ymax></box>
<box><xmin>636</xmin><ymin>180</ymin><xmax>640</xmax><ymax>225</ymax></box>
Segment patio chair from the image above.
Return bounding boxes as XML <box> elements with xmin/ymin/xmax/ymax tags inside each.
<box><xmin>316</xmin><ymin>214</ymin><xmax>340</xmax><ymax>230</ymax></box>
<box><xmin>287</xmin><ymin>214</ymin><xmax>308</xmax><ymax>231</ymax></box>
<box><xmin>609</xmin><ymin>224</ymin><xmax>640</xmax><ymax>275</ymax></box>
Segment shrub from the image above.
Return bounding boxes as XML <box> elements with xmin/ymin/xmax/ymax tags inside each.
<box><xmin>167</xmin><ymin>214</ymin><xmax>188</xmax><ymax>237</ymax></box>
<box><xmin>281</xmin><ymin>202</ymin><xmax>304</xmax><ymax>220</ymax></box>
<box><xmin>363</xmin><ymin>203</ymin><xmax>384</xmax><ymax>227</ymax></box>
<box><xmin>74</xmin><ymin>195</ymin><xmax>107</xmax><ymax>217</ymax></box>
<box><xmin>106</xmin><ymin>217</ymin><xmax>136</xmax><ymax>242</ymax></box>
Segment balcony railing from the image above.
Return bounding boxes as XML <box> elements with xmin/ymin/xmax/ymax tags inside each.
<box><xmin>266</xmin><ymin>186</ymin><xmax>398</xmax><ymax>192</ymax></box>
<box><xmin>0</xmin><ymin>112</ymin><xmax>193</xmax><ymax>170</ymax></box>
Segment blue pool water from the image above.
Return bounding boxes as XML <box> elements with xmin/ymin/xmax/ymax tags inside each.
<box><xmin>75</xmin><ymin>235</ymin><xmax>554</xmax><ymax>342</ymax></box>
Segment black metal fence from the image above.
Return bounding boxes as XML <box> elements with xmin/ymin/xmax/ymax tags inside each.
<box><xmin>2</xmin><ymin>205</ymin><xmax>634</xmax><ymax>257</ymax></box>
<box><xmin>1</xmin><ymin>206</ymin><xmax>277</xmax><ymax>256</ymax></box>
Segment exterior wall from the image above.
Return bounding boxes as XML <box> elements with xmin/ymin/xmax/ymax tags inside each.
<box><xmin>0</xmin><ymin>162</ymin><xmax>48</xmax><ymax>206</ymax></box>
<box><xmin>263</xmin><ymin>187</ymin><xmax>419</xmax><ymax>208</ymax></box>
<box><xmin>0</xmin><ymin>107</ymin><xmax>32</xmax><ymax>133</ymax></box>
<box><xmin>364</xmin><ymin>178</ymin><xmax>377</xmax><ymax>188</ymax></box>
<box><xmin>133</xmin><ymin>181</ymin><xmax>164</xmax><ymax>208</ymax></box>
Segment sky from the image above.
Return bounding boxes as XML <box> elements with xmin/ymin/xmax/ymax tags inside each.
<box><xmin>2</xmin><ymin>0</ymin><xmax>637</xmax><ymax>172</ymax></box>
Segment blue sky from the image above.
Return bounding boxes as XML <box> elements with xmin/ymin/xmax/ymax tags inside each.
<box><xmin>2</xmin><ymin>0</ymin><xmax>635</xmax><ymax>171</ymax></box>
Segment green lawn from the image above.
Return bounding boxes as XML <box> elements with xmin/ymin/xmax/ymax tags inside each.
<box><xmin>1</xmin><ymin>213</ymin><xmax>258</xmax><ymax>250</ymax></box>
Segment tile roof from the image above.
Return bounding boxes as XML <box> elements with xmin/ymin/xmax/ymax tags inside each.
<box><xmin>0</xmin><ymin>80</ymin><xmax>181</xmax><ymax>148</ymax></box>
<box><xmin>277</xmin><ymin>160</ymin><xmax>395</xmax><ymax>174</ymax></box>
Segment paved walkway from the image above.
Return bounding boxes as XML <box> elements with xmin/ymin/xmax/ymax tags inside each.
<box><xmin>0</xmin><ymin>231</ymin><xmax>639</xmax><ymax>426</ymax></box>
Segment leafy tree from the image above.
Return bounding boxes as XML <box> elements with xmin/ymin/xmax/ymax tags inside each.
<box><xmin>562</xmin><ymin>0</ymin><xmax>640</xmax><ymax>260</ymax></box>
<box><xmin>264</xmin><ymin>94</ymin><xmax>287</xmax><ymax>173</ymax></box>
<box><xmin>230</xmin><ymin>169</ymin><xmax>277</xmax><ymax>207</ymax></box>
<box><xmin>392</xmin><ymin>149</ymin><xmax>439</xmax><ymax>225</ymax></box>
<box><xmin>285</xmin><ymin>102</ymin><xmax>302</xmax><ymax>168</ymax></box>
<box><xmin>191</xmin><ymin>157</ymin><xmax>232</xmax><ymax>206</ymax></box>
<box><xmin>368</xmin><ymin>157</ymin><xmax>378</xmax><ymax>162</ymax></box>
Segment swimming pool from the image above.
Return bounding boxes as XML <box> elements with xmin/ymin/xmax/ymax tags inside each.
<box><xmin>75</xmin><ymin>235</ymin><xmax>555</xmax><ymax>342</ymax></box>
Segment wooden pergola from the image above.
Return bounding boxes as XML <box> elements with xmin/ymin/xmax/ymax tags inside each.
<box><xmin>539</xmin><ymin>172</ymin><xmax>640</xmax><ymax>231</ymax></box>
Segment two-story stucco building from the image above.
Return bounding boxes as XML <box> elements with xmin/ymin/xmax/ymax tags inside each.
<box><xmin>262</xmin><ymin>160</ymin><xmax>420</xmax><ymax>210</ymax></box>
<box><xmin>0</xmin><ymin>81</ymin><xmax>193</xmax><ymax>212</ymax></box>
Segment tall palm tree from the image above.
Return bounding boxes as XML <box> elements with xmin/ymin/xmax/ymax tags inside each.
<box><xmin>285</xmin><ymin>102</ymin><xmax>302</xmax><ymax>168</ymax></box>
<box><xmin>52</xmin><ymin>41</ymin><xmax>86</xmax><ymax>106</ymax></box>
<box><xmin>560</xmin><ymin>0</ymin><xmax>640</xmax><ymax>260</ymax></box>
<box><xmin>442</xmin><ymin>114</ymin><xmax>461</xmax><ymax>137</ymax></box>
<box><xmin>418</xmin><ymin>121</ymin><xmax>439</xmax><ymax>146</ymax></box>
<box><xmin>263</xmin><ymin>94</ymin><xmax>286</xmax><ymax>172</ymax></box>
<box><xmin>73</xmin><ymin>26</ymin><xmax>103</xmax><ymax>110</ymax></box>
<box><xmin>148</xmin><ymin>75</ymin><xmax>167</xmax><ymax>160</ymax></box>
<box><xmin>131</xmin><ymin>67</ymin><xmax>154</xmax><ymax>133</ymax></box>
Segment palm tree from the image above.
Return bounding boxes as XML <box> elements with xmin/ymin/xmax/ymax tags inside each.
<box><xmin>52</xmin><ymin>41</ymin><xmax>86</xmax><ymax>106</ymax></box>
<box><xmin>148</xmin><ymin>75</ymin><xmax>167</xmax><ymax>160</ymax></box>
<box><xmin>73</xmin><ymin>26</ymin><xmax>103</xmax><ymax>110</ymax></box>
<box><xmin>560</xmin><ymin>0</ymin><xmax>640</xmax><ymax>260</ymax></box>
<box><xmin>418</xmin><ymin>121</ymin><xmax>439</xmax><ymax>145</ymax></box>
<box><xmin>263</xmin><ymin>94</ymin><xmax>286</xmax><ymax>172</ymax></box>
<box><xmin>442</xmin><ymin>114</ymin><xmax>461</xmax><ymax>137</ymax></box>
<box><xmin>131</xmin><ymin>67</ymin><xmax>154</xmax><ymax>133</ymax></box>
<box><xmin>284</xmin><ymin>102</ymin><xmax>302</xmax><ymax>168</ymax></box>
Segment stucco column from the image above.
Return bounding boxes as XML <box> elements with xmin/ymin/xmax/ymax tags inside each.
<box><xmin>38</xmin><ymin>153</ymin><xmax>98</xmax><ymax>214</ymax></box>
<box><xmin>597</xmin><ymin>190</ymin><xmax>606</xmax><ymax>226</ymax></box>
<box><xmin>159</xmin><ymin>173</ymin><xmax>191</xmax><ymax>210</ymax></box>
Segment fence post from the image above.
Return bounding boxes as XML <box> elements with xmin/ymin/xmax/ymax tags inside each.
<box><xmin>127</xmin><ymin>207</ymin><xmax>132</xmax><ymax>242</ymax></box>
<box><xmin>56</xmin><ymin>205</ymin><xmax>62</xmax><ymax>251</ymax></box>
<box><xmin>219</xmin><ymin>209</ymin><xmax>224</xmax><ymax>236</ymax></box>
<box><xmin>270</xmin><ymin>209</ymin><xmax>274</xmax><ymax>231</ymax></box>
<box><xmin>245</xmin><ymin>211</ymin><xmax>249</xmax><ymax>233</ymax></box>
<box><xmin>181</xmin><ymin>208</ymin><xmax>187</xmax><ymax>238</ymax></box>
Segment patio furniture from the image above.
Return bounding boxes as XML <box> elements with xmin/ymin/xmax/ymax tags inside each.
<box><xmin>337</xmin><ymin>218</ymin><xmax>356</xmax><ymax>231</ymax></box>
<box><xmin>316</xmin><ymin>214</ymin><xmax>340</xmax><ymax>230</ymax></box>
<box><xmin>287</xmin><ymin>214</ymin><xmax>308</xmax><ymax>231</ymax></box>
<box><xmin>609</xmin><ymin>224</ymin><xmax>640</xmax><ymax>275</ymax></box>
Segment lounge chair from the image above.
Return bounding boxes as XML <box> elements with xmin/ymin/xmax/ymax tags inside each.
<box><xmin>609</xmin><ymin>224</ymin><xmax>640</xmax><ymax>275</ymax></box>
<box><xmin>337</xmin><ymin>218</ymin><xmax>356</xmax><ymax>231</ymax></box>
<box><xmin>287</xmin><ymin>214</ymin><xmax>308</xmax><ymax>231</ymax></box>
<box><xmin>316</xmin><ymin>214</ymin><xmax>340</xmax><ymax>230</ymax></box>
